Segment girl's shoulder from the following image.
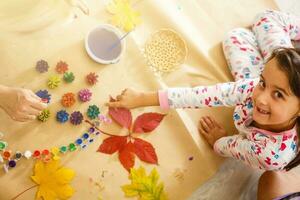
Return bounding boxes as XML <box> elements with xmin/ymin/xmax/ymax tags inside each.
<box><xmin>248</xmin><ymin>125</ymin><xmax>298</xmax><ymax>148</ymax></box>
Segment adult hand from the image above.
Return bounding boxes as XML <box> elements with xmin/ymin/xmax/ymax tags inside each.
<box><xmin>0</xmin><ymin>86</ymin><xmax>47</xmax><ymax>122</ymax></box>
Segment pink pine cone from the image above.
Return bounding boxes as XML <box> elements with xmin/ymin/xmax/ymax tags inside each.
<box><xmin>78</xmin><ymin>89</ymin><xmax>92</xmax><ymax>102</ymax></box>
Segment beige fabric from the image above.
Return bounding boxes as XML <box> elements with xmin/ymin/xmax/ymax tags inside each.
<box><xmin>0</xmin><ymin>0</ymin><xmax>276</xmax><ymax>199</ymax></box>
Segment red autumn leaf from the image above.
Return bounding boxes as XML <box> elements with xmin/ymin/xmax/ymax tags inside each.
<box><xmin>108</xmin><ymin>97</ymin><xmax>132</xmax><ymax>129</ymax></box>
<box><xmin>134</xmin><ymin>138</ymin><xmax>158</xmax><ymax>164</ymax></box>
<box><xmin>119</xmin><ymin>141</ymin><xmax>135</xmax><ymax>171</ymax></box>
<box><xmin>97</xmin><ymin>136</ymin><xmax>127</xmax><ymax>154</ymax></box>
<box><xmin>132</xmin><ymin>113</ymin><xmax>165</xmax><ymax>133</ymax></box>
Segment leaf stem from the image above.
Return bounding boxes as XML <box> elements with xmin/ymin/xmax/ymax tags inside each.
<box><xmin>84</xmin><ymin>120</ymin><xmax>127</xmax><ymax>137</ymax></box>
<box><xmin>10</xmin><ymin>184</ymin><xmax>38</xmax><ymax>200</ymax></box>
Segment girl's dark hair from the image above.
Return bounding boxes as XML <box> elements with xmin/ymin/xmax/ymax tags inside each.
<box><xmin>269</xmin><ymin>47</ymin><xmax>300</xmax><ymax>171</ymax></box>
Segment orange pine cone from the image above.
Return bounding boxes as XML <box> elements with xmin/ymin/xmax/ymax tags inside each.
<box><xmin>56</xmin><ymin>61</ymin><xmax>69</xmax><ymax>74</ymax></box>
<box><xmin>61</xmin><ymin>92</ymin><xmax>76</xmax><ymax>107</ymax></box>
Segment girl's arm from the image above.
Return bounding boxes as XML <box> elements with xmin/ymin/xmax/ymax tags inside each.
<box><xmin>159</xmin><ymin>78</ymin><xmax>258</xmax><ymax>109</ymax></box>
<box><xmin>106</xmin><ymin>88</ymin><xmax>159</xmax><ymax>109</ymax></box>
<box><xmin>214</xmin><ymin>133</ymin><xmax>298</xmax><ymax>171</ymax></box>
<box><xmin>107</xmin><ymin>78</ymin><xmax>259</xmax><ymax>109</ymax></box>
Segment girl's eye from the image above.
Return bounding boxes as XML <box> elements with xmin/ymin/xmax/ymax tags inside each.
<box><xmin>274</xmin><ymin>91</ymin><xmax>283</xmax><ymax>99</ymax></box>
<box><xmin>258</xmin><ymin>80</ymin><xmax>265</xmax><ymax>88</ymax></box>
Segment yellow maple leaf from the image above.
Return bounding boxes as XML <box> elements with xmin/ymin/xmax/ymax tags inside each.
<box><xmin>122</xmin><ymin>166</ymin><xmax>168</xmax><ymax>200</ymax></box>
<box><xmin>31</xmin><ymin>160</ymin><xmax>75</xmax><ymax>200</ymax></box>
<box><xmin>106</xmin><ymin>0</ymin><xmax>141</xmax><ymax>32</ymax></box>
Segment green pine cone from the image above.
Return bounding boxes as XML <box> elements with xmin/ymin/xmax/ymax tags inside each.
<box><xmin>63</xmin><ymin>72</ymin><xmax>75</xmax><ymax>83</ymax></box>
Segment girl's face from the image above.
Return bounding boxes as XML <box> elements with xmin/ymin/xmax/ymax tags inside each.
<box><xmin>252</xmin><ymin>58</ymin><xmax>300</xmax><ymax>132</ymax></box>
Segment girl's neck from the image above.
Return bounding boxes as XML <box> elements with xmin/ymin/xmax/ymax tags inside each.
<box><xmin>251</xmin><ymin>120</ymin><xmax>296</xmax><ymax>133</ymax></box>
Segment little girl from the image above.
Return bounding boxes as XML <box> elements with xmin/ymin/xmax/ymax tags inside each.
<box><xmin>107</xmin><ymin>10</ymin><xmax>300</xmax><ymax>171</ymax></box>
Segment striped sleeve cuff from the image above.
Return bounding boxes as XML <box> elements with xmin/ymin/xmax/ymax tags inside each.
<box><xmin>158</xmin><ymin>90</ymin><xmax>170</xmax><ymax>109</ymax></box>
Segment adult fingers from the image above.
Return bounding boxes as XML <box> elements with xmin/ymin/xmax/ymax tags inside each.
<box><xmin>12</xmin><ymin>113</ymin><xmax>36</xmax><ymax>122</ymax></box>
<box><xmin>29</xmin><ymin>92</ymin><xmax>42</xmax><ymax>102</ymax></box>
<box><xmin>24</xmin><ymin>106</ymin><xmax>42</xmax><ymax>116</ymax></box>
<box><xmin>17</xmin><ymin>116</ymin><xmax>36</xmax><ymax>122</ymax></box>
<box><xmin>28</xmin><ymin>97</ymin><xmax>47</xmax><ymax>111</ymax></box>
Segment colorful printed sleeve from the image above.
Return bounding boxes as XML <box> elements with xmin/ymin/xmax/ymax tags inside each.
<box><xmin>252</xmin><ymin>9</ymin><xmax>300</xmax><ymax>60</ymax></box>
<box><xmin>214</xmin><ymin>132</ymin><xmax>298</xmax><ymax>170</ymax></box>
<box><xmin>158</xmin><ymin>78</ymin><xmax>258</xmax><ymax>109</ymax></box>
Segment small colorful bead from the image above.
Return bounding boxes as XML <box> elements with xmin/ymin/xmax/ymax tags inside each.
<box><xmin>8</xmin><ymin>160</ymin><xmax>16</xmax><ymax>168</ymax></box>
<box><xmin>61</xmin><ymin>92</ymin><xmax>76</xmax><ymax>107</ymax></box>
<box><xmin>47</xmin><ymin>75</ymin><xmax>61</xmax><ymax>89</ymax></box>
<box><xmin>68</xmin><ymin>143</ymin><xmax>77</xmax><ymax>152</ymax></box>
<box><xmin>70</xmin><ymin>111</ymin><xmax>83</xmax><ymax>125</ymax></box>
<box><xmin>50</xmin><ymin>147</ymin><xmax>60</xmax><ymax>160</ymax></box>
<box><xmin>82</xmin><ymin>133</ymin><xmax>89</xmax><ymax>140</ymax></box>
<box><xmin>60</xmin><ymin>146</ymin><xmax>68</xmax><ymax>154</ymax></box>
<box><xmin>56</xmin><ymin>61</ymin><xmax>69</xmax><ymax>74</ymax></box>
<box><xmin>75</xmin><ymin>138</ymin><xmax>83</xmax><ymax>145</ymax></box>
<box><xmin>63</xmin><ymin>72</ymin><xmax>75</xmax><ymax>83</ymax></box>
<box><xmin>33</xmin><ymin>150</ymin><xmax>41</xmax><ymax>159</ymax></box>
<box><xmin>89</xmin><ymin>127</ymin><xmax>95</xmax><ymax>133</ymax></box>
<box><xmin>78</xmin><ymin>89</ymin><xmax>92</xmax><ymax>102</ymax></box>
<box><xmin>0</xmin><ymin>141</ymin><xmax>7</xmax><ymax>150</ymax></box>
<box><xmin>42</xmin><ymin>149</ymin><xmax>51</xmax><ymax>163</ymax></box>
<box><xmin>2</xmin><ymin>150</ymin><xmax>11</xmax><ymax>160</ymax></box>
<box><xmin>33</xmin><ymin>150</ymin><xmax>41</xmax><ymax>158</ymax></box>
<box><xmin>15</xmin><ymin>151</ymin><xmax>22</xmax><ymax>160</ymax></box>
<box><xmin>42</xmin><ymin>149</ymin><xmax>50</xmax><ymax>156</ymax></box>
<box><xmin>35</xmin><ymin>90</ymin><xmax>51</xmax><ymax>103</ymax></box>
<box><xmin>89</xmin><ymin>139</ymin><xmax>94</xmax><ymax>143</ymax></box>
<box><xmin>24</xmin><ymin>150</ymin><xmax>32</xmax><ymax>159</ymax></box>
<box><xmin>86</xmin><ymin>72</ymin><xmax>99</xmax><ymax>85</ymax></box>
<box><xmin>87</xmin><ymin>105</ymin><xmax>100</xmax><ymax>120</ymax></box>
<box><xmin>36</xmin><ymin>59</ymin><xmax>49</xmax><ymax>73</ymax></box>
<box><xmin>56</xmin><ymin>110</ymin><xmax>69</xmax><ymax>123</ymax></box>
<box><xmin>38</xmin><ymin>109</ymin><xmax>50</xmax><ymax>122</ymax></box>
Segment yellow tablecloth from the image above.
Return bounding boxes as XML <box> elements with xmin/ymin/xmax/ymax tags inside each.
<box><xmin>0</xmin><ymin>0</ymin><xmax>276</xmax><ymax>199</ymax></box>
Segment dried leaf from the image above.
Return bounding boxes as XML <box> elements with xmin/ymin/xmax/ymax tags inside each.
<box><xmin>106</xmin><ymin>0</ymin><xmax>141</xmax><ymax>32</ymax></box>
<box><xmin>31</xmin><ymin>160</ymin><xmax>75</xmax><ymax>200</ymax></box>
<box><xmin>133</xmin><ymin>113</ymin><xmax>165</xmax><ymax>133</ymax></box>
<box><xmin>99</xmin><ymin>102</ymin><xmax>166</xmax><ymax>171</ymax></box>
<box><xmin>119</xmin><ymin>141</ymin><xmax>135</xmax><ymax>171</ymax></box>
<box><xmin>109</xmin><ymin>98</ymin><xmax>132</xmax><ymax>129</ymax></box>
<box><xmin>97</xmin><ymin>136</ymin><xmax>127</xmax><ymax>154</ymax></box>
<box><xmin>134</xmin><ymin>138</ymin><xmax>158</xmax><ymax>164</ymax></box>
<box><xmin>121</xmin><ymin>166</ymin><xmax>168</xmax><ymax>200</ymax></box>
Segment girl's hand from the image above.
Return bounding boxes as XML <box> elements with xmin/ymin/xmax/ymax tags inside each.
<box><xmin>106</xmin><ymin>88</ymin><xmax>159</xmax><ymax>109</ymax></box>
<box><xmin>198</xmin><ymin>116</ymin><xmax>227</xmax><ymax>147</ymax></box>
<box><xmin>0</xmin><ymin>86</ymin><xmax>47</xmax><ymax>122</ymax></box>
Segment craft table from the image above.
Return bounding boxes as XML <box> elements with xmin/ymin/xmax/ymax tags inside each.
<box><xmin>0</xmin><ymin>0</ymin><xmax>276</xmax><ymax>199</ymax></box>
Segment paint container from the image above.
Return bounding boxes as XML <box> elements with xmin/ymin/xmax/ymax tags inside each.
<box><xmin>85</xmin><ymin>24</ymin><xmax>124</xmax><ymax>64</ymax></box>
